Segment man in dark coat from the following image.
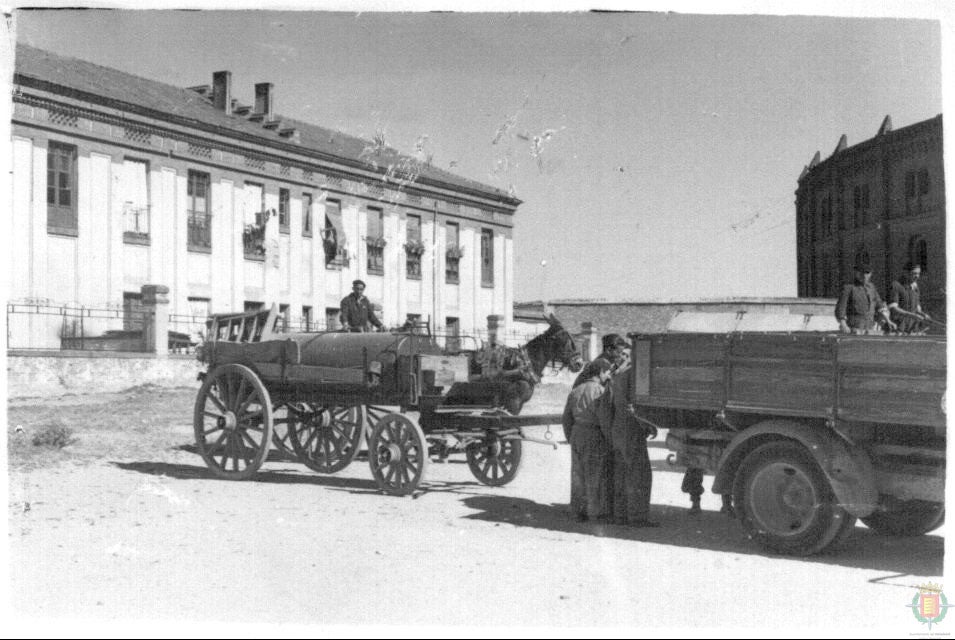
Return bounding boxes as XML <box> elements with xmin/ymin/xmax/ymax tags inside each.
<box><xmin>340</xmin><ymin>280</ymin><xmax>384</xmax><ymax>332</ymax></box>
<box><xmin>573</xmin><ymin>333</ymin><xmax>628</xmax><ymax>388</ymax></box>
<box><xmin>835</xmin><ymin>262</ymin><xmax>896</xmax><ymax>334</ymax></box>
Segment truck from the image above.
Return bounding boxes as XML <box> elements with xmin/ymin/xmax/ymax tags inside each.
<box><xmin>626</xmin><ymin>329</ymin><xmax>946</xmax><ymax>555</ymax></box>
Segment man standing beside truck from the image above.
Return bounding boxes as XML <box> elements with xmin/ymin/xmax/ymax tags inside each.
<box><xmin>835</xmin><ymin>261</ymin><xmax>896</xmax><ymax>334</ymax></box>
<box><xmin>562</xmin><ymin>360</ymin><xmax>614</xmax><ymax>522</ymax></box>
<box><xmin>573</xmin><ymin>333</ymin><xmax>628</xmax><ymax>388</ymax></box>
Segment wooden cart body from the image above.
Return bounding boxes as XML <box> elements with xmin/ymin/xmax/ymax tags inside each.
<box><xmin>193</xmin><ymin>305</ymin><xmax>562</xmax><ymax>493</ymax></box>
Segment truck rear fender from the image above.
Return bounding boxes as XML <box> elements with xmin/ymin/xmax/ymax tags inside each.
<box><xmin>711</xmin><ymin>420</ymin><xmax>878</xmax><ymax>518</ymax></box>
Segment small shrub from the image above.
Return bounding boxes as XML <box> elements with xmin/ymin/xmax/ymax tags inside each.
<box><xmin>31</xmin><ymin>422</ymin><xmax>77</xmax><ymax>449</ymax></box>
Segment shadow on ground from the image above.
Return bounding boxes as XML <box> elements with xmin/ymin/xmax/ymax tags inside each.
<box><xmin>112</xmin><ymin>460</ymin><xmax>380</xmax><ymax>492</ymax></box>
<box><xmin>459</xmin><ymin>494</ymin><xmax>943</xmax><ymax>577</ymax></box>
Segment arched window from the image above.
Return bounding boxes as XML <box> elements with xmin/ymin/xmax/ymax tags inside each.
<box><xmin>910</xmin><ymin>236</ymin><xmax>928</xmax><ymax>273</ymax></box>
<box><xmin>918</xmin><ymin>168</ymin><xmax>930</xmax><ymax>195</ymax></box>
<box><xmin>854</xmin><ymin>245</ymin><xmax>870</xmax><ymax>269</ymax></box>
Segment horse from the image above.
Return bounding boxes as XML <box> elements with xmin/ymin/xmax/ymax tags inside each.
<box><xmin>462</xmin><ymin>313</ymin><xmax>583</xmax><ymax>414</ymax></box>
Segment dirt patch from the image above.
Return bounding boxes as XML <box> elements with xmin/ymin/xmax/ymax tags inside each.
<box><xmin>7</xmin><ymin>386</ymin><xmax>198</xmax><ymax>472</ymax></box>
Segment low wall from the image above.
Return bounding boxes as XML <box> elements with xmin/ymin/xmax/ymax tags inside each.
<box><xmin>7</xmin><ymin>351</ymin><xmax>202</xmax><ymax>399</ymax></box>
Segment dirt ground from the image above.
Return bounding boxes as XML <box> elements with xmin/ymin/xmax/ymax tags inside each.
<box><xmin>5</xmin><ymin>382</ymin><xmax>947</xmax><ymax>635</ymax></box>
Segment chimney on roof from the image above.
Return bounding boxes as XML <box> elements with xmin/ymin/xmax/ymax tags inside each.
<box><xmin>254</xmin><ymin>82</ymin><xmax>274</xmax><ymax>122</ymax></box>
<box><xmin>212</xmin><ymin>71</ymin><xmax>232</xmax><ymax>115</ymax></box>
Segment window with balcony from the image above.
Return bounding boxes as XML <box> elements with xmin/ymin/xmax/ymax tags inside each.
<box><xmin>187</xmin><ymin>170</ymin><xmax>211</xmax><ymax>252</ymax></box>
<box><xmin>445</xmin><ymin>222</ymin><xmax>461</xmax><ymax>284</ymax></box>
<box><xmin>480</xmin><ymin>228</ymin><xmax>494</xmax><ymax>287</ymax></box>
<box><xmin>302</xmin><ymin>193</ymin><xmax>313</xmax><ymax>237</ymax></box>
<box><xmin>122</xmin><ymin>158</ymin><xmax>150</xmax><ymax>244</ymax></box>
<box><xmin>243</xmin><ymin>182</ymin><xmax>267</xmax><ymax>260</ymax></box>
<box><xmin>324</xmin><ymin>199</ymin><xmax>348</xmax><ymax>268</ymax></box>
<box><xmin>405</xmin><ymin>214</ymin><xmax>423</xmax><ymax>280</ymax></box>
<box><xmin>366</xmin><ymin>207</ymin><xmax>385</xmax><ymax>275</ymax></box>
<box><xmin>47</xmin><ymin>141</ymin><xmax>78</xmax><ymax>236</ymax></box>
<box><xmin>278</xmin><ymin>187</ymin><xmax>290</xmax><ymax>234</ymax></box>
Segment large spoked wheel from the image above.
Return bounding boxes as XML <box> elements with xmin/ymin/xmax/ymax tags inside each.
<box><xmin>466</xmin><ymin>433</ymin><xmax>522</xmax><ymax>486</ymax></box>
<box><xmin>288</xmin><ymin>404</ymin><xmax>364</xmax><ymax>474</ymax></box>
<box><xmin>862</xmin><ymin>501</ymin><xmax>945</xmax><ymax>537</ymax></box>
<box><xmin>193</xmin><ymin>364</ymin><xmax>274</xmax><ymax>480</ymax></box>
<box><xmin>271</xmin><ymin>403</ymin><xmax>297</xmax><ymax>459</ymax></box>
<box><xmin>363</xmin><ymin>405</ymin><xmax>391</xmax><ymax>441</ymax></box>
<box><xmin>368</xmin><ymin>413</ymin><xmax>428</xmax><ymax>496</ymax></box>
<box><xmin>733</xmin><ymin>441</ymin><xmax>855</xmax><ymax>556</ymax></box>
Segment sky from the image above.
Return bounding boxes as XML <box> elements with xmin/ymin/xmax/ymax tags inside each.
<box><xmin>8</xmin><ymin>4</ymin><xmax>947</xmax><ymax>303</ymax></box>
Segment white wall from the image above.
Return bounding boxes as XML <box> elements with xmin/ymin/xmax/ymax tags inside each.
<box><xmin>11</xmin><ymin>133</ymin><xmax>515</xmax><ymax>343</ymax></box>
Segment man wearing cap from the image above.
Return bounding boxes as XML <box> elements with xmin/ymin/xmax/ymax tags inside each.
<box><xmin>572</xmin><ymin>333</ymin><xmax>628</xmax><ymax>388</ymax></box>
<box><xmin>888</xmin><ymin>262</ymin><xmax>930</xmax><ymax>334</ymax></box>
<box><xmin>561</xmin><ymin>359</ymin><xmax>614</xmax><ymax>522</ymax></box>
<box><xmin>340</xmin><ymin>280</ymin><xmax>384</xmax><ymax>332</ymax></box>
<box><xmin>835</xmin><ymin>262</ymin><xmax>896</xmax><ymax>334</ymax></box>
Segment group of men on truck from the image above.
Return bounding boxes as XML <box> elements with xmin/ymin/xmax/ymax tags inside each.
<box><xmin>835</xmin><ymin>260</ymin><xmax>934</xmax><ymax>335</ymax></box>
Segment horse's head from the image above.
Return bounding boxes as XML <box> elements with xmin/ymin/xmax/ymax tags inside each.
<box><xmin>527</xmin><ymin>313</ymin><xmax>584</xmax><ymax>374</ymax></box>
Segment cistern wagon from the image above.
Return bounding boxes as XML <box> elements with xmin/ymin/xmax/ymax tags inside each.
<box><xmin>193</xmin><ymin>305</ymin><xmax>582</xmax><ymax>495</ymax></box>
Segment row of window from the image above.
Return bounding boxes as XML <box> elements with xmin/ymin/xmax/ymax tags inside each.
<box><xmin>44</xmin><ymin>141</ymin><xmax>496</xmax><ymax>286</ymax></box>
<box><xmin>805</xmin><ymin>168</ymin><xmax>934</xmax><ymax>241</ymax></box>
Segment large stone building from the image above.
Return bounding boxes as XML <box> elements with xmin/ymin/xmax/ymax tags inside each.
<box><xmin>10</xmin><ymin>44</ymin><xmax>520</xmax><ymax>348</ymax></box>
<box><xmin>795</xmin><ymin>114</ymin><xmax>945</xmax><ymax>319</ymax></box>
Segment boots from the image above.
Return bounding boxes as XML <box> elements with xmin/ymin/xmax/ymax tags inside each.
<box><xmin>689</xmin><ymin>496</ymin><xmax>701</xmax><ymax>515</ymax></box>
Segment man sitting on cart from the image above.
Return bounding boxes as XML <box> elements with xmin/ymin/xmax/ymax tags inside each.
<box><xmin>340</xmin><ymin>279</ymin><xmax>384</xmax><ymax>332</ymax></box>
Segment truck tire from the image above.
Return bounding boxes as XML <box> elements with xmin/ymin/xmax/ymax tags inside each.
<box><xmin>861</xmin><ymin>501</ymin><xmax>945</xmax><ymax>537</ymax></box>
<box><xmin>733</xmin><ymin>441</ymin><xmax>856</xmax><ymax>556</ymax></box>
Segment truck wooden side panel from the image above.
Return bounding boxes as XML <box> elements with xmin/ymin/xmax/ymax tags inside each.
<box><xmin>630</xmin><ymin>332</ymin><xmax>946</xmax><ymax>429</ymax></box>
<box><xmin>727</xmin><ymin>334</ymin><xmax>833</xmax><ymax>416</ymax></box>
<box><xmin>837</xmin><ymin>336</ymin><xmax>946</xmax><ymax>427</ymax></box>
<box><xmin>642</xmin><ymin>334</ymin><xmax>725</xmax><ymax>409</ymax></box>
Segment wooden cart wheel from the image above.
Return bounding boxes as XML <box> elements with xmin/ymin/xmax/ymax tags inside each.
<box><xmin>466</xmin><ymin>433</ymin><xmax>522</xmax><ymax>486</ymax></box>
<box><xmin>363</xmin><ymin>404</ymin><xmax>392</xmax><ymax>441</ymax></box>
<box><xmin>193</xmin><ymin>364</ymin><xmax>273</xmax><ymax>480</ymax></box>
<box><xmin>288</xmin><ymin>404</ymin><xmax>364</xmax><ymax>474</ymax></box>
<box><xmin>270</xmin><ymin>403</ymin><xmax>297</xmax><ymax>459</ymax></box>
<box><xmin>368</xmin><ymin>413</ymin><xmax>428</xmax><ymax>496</ymax></box>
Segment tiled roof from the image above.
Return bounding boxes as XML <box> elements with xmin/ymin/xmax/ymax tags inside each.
<box><xmin>14</xmin><ymin>43</ymin><xmax>518</xmax><ymax>204</ymax></box>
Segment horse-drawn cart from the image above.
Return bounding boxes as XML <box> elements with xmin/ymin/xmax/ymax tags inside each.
<box><xmin>193</xmin><ymin>305</ymin><xmax>581</xmax><ymax>495</ymax></box>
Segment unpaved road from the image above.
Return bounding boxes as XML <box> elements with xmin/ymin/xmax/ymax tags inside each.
<box><xmin>6</xmin><ymin>384</ymin><xmax>946</xmax><ymax>634</ymax></box>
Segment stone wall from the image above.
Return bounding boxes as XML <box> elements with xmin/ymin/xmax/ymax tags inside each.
<box><xmin>7</xmin><ymin>352</ymin><xmax>202</xmax><ymax>399</ymax></box>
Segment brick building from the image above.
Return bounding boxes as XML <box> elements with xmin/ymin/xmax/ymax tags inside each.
<box><xmin>9</xmin><ymin>44</ymin><xmax>520</xmax><ymax>349</ymax></box>
<box><xmin>795</xmin><ymin>115</ymin><xmax>945</xmax><ymax>319</ymax></box>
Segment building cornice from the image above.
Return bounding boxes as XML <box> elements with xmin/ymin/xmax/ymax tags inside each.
<box><xmin>14</xmin><ymin>89</ymin><xmax>516</xmax><ymax>228</ymax></box>
<box><xmin>14</xmin><ymin>73</ymin><xmax>522</xmax><ymax>211</ymax></box>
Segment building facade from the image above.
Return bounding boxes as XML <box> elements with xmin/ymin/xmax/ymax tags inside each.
<box><xmin>10</xmin><ymin>44</ymin><xmax>520</xmax><ymax>349</ymax></box>
<box><xmin>795</xmin><ymin>115</ymin><xmax>945</xmax><ymax>319</ymax></box>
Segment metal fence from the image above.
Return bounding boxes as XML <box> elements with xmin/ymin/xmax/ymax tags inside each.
<box><xmin>7</xmin><ymin>301</ymin><xmax>153</xmax><ymax>352</ymax></box>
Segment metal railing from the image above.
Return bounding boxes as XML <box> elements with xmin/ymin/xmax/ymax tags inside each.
<box><xmin>7</xmin><ymin>300</ymin><xmax>153</xmax><ymax>352</ymax></box>
<box><xmin>123</xmin><ymin>203</ymin><xmax>150</xmax><ymax>235</ymax></box>
<box><xmin>187</xmin><ymin>212</ymin><xmax>211</xmax><ymax>249</ymax></box>
<box><xmin>167</xmin><ymin>312</ymin><xmax>209</xmax><ymax>354</ymax></box>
